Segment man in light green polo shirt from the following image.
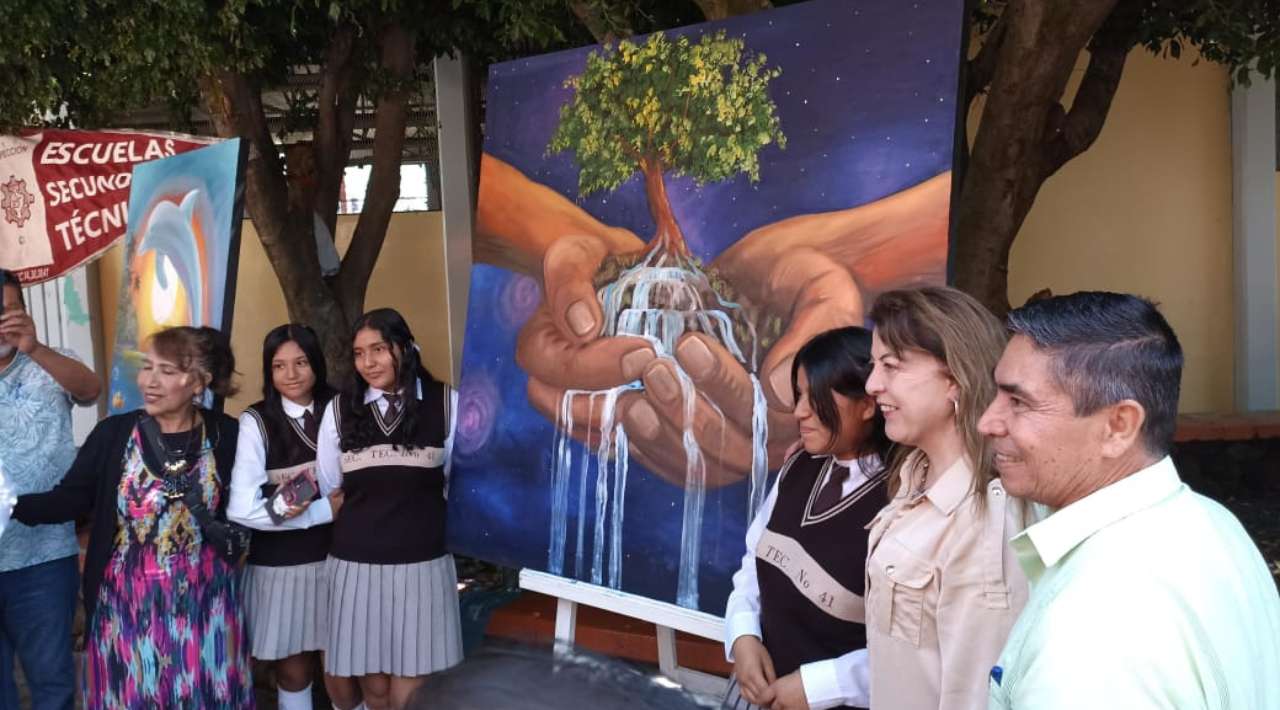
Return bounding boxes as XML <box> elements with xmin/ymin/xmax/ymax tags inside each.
<box><xmin>978</xmin><ymin>291</ymin><xmax>1280</xmax><ymax>710</ymax></box>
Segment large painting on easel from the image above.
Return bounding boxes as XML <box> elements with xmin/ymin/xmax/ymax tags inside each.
<box><xmin>449</xmin><ymin>0</ymin><xmax>964</xmax><ymax>613</ymax></box>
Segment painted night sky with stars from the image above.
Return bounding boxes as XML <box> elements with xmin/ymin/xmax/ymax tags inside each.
<box><xmin>448</xmin><ymin>0</ymin><xmax>965</xmax><ymax>613</ymax></box>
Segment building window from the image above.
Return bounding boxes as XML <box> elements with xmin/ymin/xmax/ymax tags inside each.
<box><xmin>338</xmin><ymin>162</ymin><xmax>435</xmax><ymax>214</ymax></box>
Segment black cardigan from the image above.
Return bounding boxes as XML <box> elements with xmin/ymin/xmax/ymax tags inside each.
<box><xmin>12</xmin><ymin>409</ymin><xmax>239</xmax><ymax>623</ymax></box>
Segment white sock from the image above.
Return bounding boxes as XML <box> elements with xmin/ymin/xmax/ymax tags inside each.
<box><xmin>278</xmin><ymin>684</ymin><xmax>313</xmax><ymax>710</ymax></box>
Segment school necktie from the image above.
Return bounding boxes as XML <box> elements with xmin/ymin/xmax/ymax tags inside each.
<box><xmin>812</xmin><ymin>462</ymin><xmax>850</xmax><ymax>515</ymax></box>
<box><xmin>301</xmin><ymin>408</ymin><xmax>319</xmax><ymax>441</ymax></box>
<box><xmin>383</xmin><ymin>393</ymin><xmax>401</xmax><ymax>419</ymax></box>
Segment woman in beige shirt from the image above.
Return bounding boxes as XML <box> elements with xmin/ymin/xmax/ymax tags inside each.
<box><xmin>862</xmin><ymin>286</ymin><xmax>1030</xmax><ymax>710</ymax></box>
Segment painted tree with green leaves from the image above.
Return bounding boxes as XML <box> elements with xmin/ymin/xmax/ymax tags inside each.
<box><xmin>548</xmin><ymin>30</ymin><xmax>785</xmax><ymax>262</ymax></box>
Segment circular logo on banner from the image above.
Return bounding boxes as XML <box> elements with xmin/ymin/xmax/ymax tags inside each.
<box><xmin>0</xmin><ymin>175</ymin><xmax>35</xmax><ymax>228</ymax></box>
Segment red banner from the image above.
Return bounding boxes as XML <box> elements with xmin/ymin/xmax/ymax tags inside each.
<box><xmin>0</xmin><ymin>129</ymin><xmax>213</xmax><ymax>285</ymax></box>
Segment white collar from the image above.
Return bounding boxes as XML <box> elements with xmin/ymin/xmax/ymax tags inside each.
<box><xmin>281</xmin><ymin>396</ymin><xmax>314</xmax><ymax>419</ymax></box>
<box><xmin>363</xmin><ymin>379</ymin><xmax>423</xmax><ymax>405</ymax></box>
<box><xmin>834</xmin><ymin>453</ymin><xmax>882</xmax><ymax>486</ymax></box>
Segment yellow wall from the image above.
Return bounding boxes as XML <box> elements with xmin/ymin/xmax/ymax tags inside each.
<box><xmin>1003</xmin><ymin>49</ymin><xmax>1235</xmax><ymax>413</ymax></box>
<box><xmin>97</xmin><ymin>211</ymin><xmax>449</xmax><ymax>416</ymax></box>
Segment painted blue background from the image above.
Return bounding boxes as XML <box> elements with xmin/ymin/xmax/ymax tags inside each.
<box><xmin>448</xmin><ymin>0</ymin><xmax>964</xmax><ymax>613</ymax></box>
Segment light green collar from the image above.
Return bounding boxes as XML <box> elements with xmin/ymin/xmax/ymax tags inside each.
<box><xmin>1011</xmin><ymin>456</ymin><xmax>1182</xmax><ymax>580</ymax></box>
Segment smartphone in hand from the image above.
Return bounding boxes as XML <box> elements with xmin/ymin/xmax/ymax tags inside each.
<box><xmin>267</xmin><ymin>469</ymin><xmax>319</xmax><ymax>525</ymax></box>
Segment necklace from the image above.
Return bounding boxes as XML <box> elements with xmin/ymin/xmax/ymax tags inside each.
<box><xmin>913</xmin><ymin>457</ymin><xmax>931</xmax><ymax>497</ymax></box>
<box><xmin>141</xmin><ymin>414</ymin><xmax>204</xmax><ymax>498</ymax></box>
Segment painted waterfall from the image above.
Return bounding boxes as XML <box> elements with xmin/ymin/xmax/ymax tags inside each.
<box><xmin>448</xmin><ymin>0</ymin><xmax>963</xmax><ymax>613</ymax></box>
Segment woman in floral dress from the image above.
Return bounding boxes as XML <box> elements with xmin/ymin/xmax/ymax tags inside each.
<box><xmin>13</xmin><ymin>326</ymin><xmax>254</xmax><ymax>708</ymax></box>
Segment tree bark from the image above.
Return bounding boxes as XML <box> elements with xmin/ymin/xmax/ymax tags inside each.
<box><xmin>570</xmin><ymin>1</ymin><xmax>630</xmax><ymax>44</ymax></box>
<box><xmin>951</xmin><ymin>0</ymin><xmax>1128</xmax><ymax>316</ymax></box>
<box><xmin>332</xmin><ymin>23</ymin><xmax>416</xmax><ymax>336</ymax></box>
<box><xmin>640</xmin><ymin>156</ymin><xmax>691</xmax><ymax>262</ymax></box>
<box><xmin>693</xmin><ymin>0</ymin><xmax>773</xmax><ymax>21</ymax></box>
<box><xmin>313</xmin><ymin>23</ymin><xmax>360</xmax><ymax>242</ymax></box>
<box><xmin>199</xmin><ymin>71</ymin><xmax>353</xmax><ymax>386</ymax></box>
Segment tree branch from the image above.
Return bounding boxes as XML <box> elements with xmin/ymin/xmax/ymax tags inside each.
<box><xmin>335</xmin><ymin>22</ymin><xmax>415</xmax><ymax>322</ymax></box>
<box><xmin>570</xmin><ymin>1</ymin><xmax>629</xmax><ymax>44</ymax></box>
<box><xmin>951</xmin><ymin>0</ymin><xmax>1121</xmax><ymax>315</ymax></box>
<box><xmin>693</xmin><ymin>0</ymin><xmax>773</xmax><ymax>21</ymax></box>
<box><xmin>1040</xmin><ymin>0</ymin><xmax>1142</xmax><ymax>177</ymax></box>
<box><xmin>200</xmin><ymin>69</ymin><xmax>333</xmax><ymax>336</ymax></box>
<box><xmin>313</xmin><ymin>23</ymin><xmax>358</xmax><ymax>240</ymax></box>
<box><xmin>966</xmin><ymin>11</ymin><xmax>1008</xmax><ymax>105</ymax></box>
<box><xmin>200</xmin><ymin>71</ymin><xmax>290</xmax><ymax>249</ymax></box>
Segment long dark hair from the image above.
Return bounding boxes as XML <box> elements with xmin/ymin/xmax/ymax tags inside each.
<box><xmin>791</xmin><ymin>326</ymin><xmax>893</xmax><ymax>466</ymax></box>
<box><xmin>261</xmin><ymin>323</ymin><xmax>335</xmax><ymax>415</ymax></box>
<box><xmin>340</xmin><ymin>308</ymin><xmax>438</xmax><ymax>451</ymax></box>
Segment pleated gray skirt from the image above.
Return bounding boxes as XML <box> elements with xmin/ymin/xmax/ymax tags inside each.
<box><xmin>721</xmin><ymin>675</ymin><xmax>762</xmax><ymax>710</ymax></box>
<box><xmin>324</xmin><ymin>554</ymin><xmax>464</xmax><ymax>677</ymax></box>
<box><xmin>244</xmin><ymin>561</ymin><xmax>329</xmax><ymax>660</ymax></box>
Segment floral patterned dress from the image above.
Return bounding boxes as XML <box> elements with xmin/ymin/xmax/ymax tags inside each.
<box><xmin>84</xmin><ymin>428</ymin><xmax>255</xmax><ymax>709</ymax></box>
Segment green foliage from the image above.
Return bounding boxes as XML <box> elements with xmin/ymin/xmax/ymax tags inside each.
<box><xmin>6</xmin><ymin>0</ymin><xmax>1275</xmax><ymax>134</ymax></box>
<box><xmin>1131</xmin><ymin>0</ymin><xmax>1280</xmax><ymax>84</ymax></box>
<box><xmin>973</xmin><ymin>0</ymin><xmax>1280</xmax><ymax>84</ymax></box>
<box><xmin>0</xmin><ymin>0</ymin><xmax>578</xmax><ymax>131</ymax></box>
<box><xmin>547</xmin><ymin>30</ymin><xmax>786</xmax><ymax>197</ymax></box>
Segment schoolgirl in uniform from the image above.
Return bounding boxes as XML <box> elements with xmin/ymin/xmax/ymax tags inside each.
<box><xmin>723</xmin><ymin>326</ymin><xmax>892</xmax><ymax>710</ymax></box>
<box><xmin>315</xmin><ymin>308</ymin><xmax>462</xmax><ymax>710</ymax></box>
<box><xmin>228</xmin><ymin>324</ymin><xmax>339</xmax><ymax>710</ymax></box>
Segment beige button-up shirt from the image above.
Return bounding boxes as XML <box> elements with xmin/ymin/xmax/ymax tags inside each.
<box><xmin>865</xmin><ymin>453</ymin><xmax>1029</xmax><ymax>710</ymax></box>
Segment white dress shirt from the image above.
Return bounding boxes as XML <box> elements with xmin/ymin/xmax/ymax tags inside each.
<box><xmin>315</xmin><ymin>381</ymin><xmax>457</xmax><ymax>496</ymax></box>
<box><xmin>227</xmin><ymin>396</ymin><xmax>334</xmax><ymax>531</ymax></box>
<box><xmin>723</xmin><ymin>453</ymin><xmax>878</xmax><ymax>709</ymax></box>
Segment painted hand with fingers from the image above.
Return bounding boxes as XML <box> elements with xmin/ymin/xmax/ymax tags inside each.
<box><xmin>614</xmin><ymin>244</ymin><xmax>863</xmax><ymax>488</ymax></box>
<box><xmin>516</xmin><ymin>232</ymin><xmax>653</xmax><ymax>445</ymax></box>
<box><xmin>517</xmin><ymin>231</ymin><xmax>863</xmax><ymax>488</ymax></box>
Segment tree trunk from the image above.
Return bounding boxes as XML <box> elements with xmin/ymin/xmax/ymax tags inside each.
<box><xmin>640</xmin><ymin>157</ymin><xmax>691</xmax><ymax>262</ymax></box>
<box><xmin>952</xmin><ymin>0</ymin><xmax>1133</xmax><ymax>316</ymax></box>
<box><xmin>199</xmin><ymin>71</ymin><xmax>355</xmax><ymax>387</ymax></box>
<box><xmin>198</xmin><ymin>21</ymin><xmax>419</xmax><ymax>387</ymax></box>
<box><xmin>331</xmin><ymin>23</ymin><xmax>416</xmax><ymax>340</ymax></box>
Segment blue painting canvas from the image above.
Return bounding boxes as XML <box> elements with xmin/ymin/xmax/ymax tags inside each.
<box><xmin>449</xmin><ymin>0</ymin><xmax>964</xmax><ymax>613</ymax></box>
<box><xmin>107</xmin><ymin>139</ymin><xmax>246</xmax><ymax>414</ymax></box>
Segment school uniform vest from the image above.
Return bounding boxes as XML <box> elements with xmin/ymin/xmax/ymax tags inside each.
<box><xmin>244</xmin><ymin>401</ymin><xmax>333</xmax><ymax>567</ymax></box>
<box><xmin>757</xmin><ymin>452</ymin><xmax>888</xmax><ymax>687</ymax></box>
<box><xmin>331</xmin><ymin>380</ymin><xmax>448</xmax><ymax>565</ymax></box>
